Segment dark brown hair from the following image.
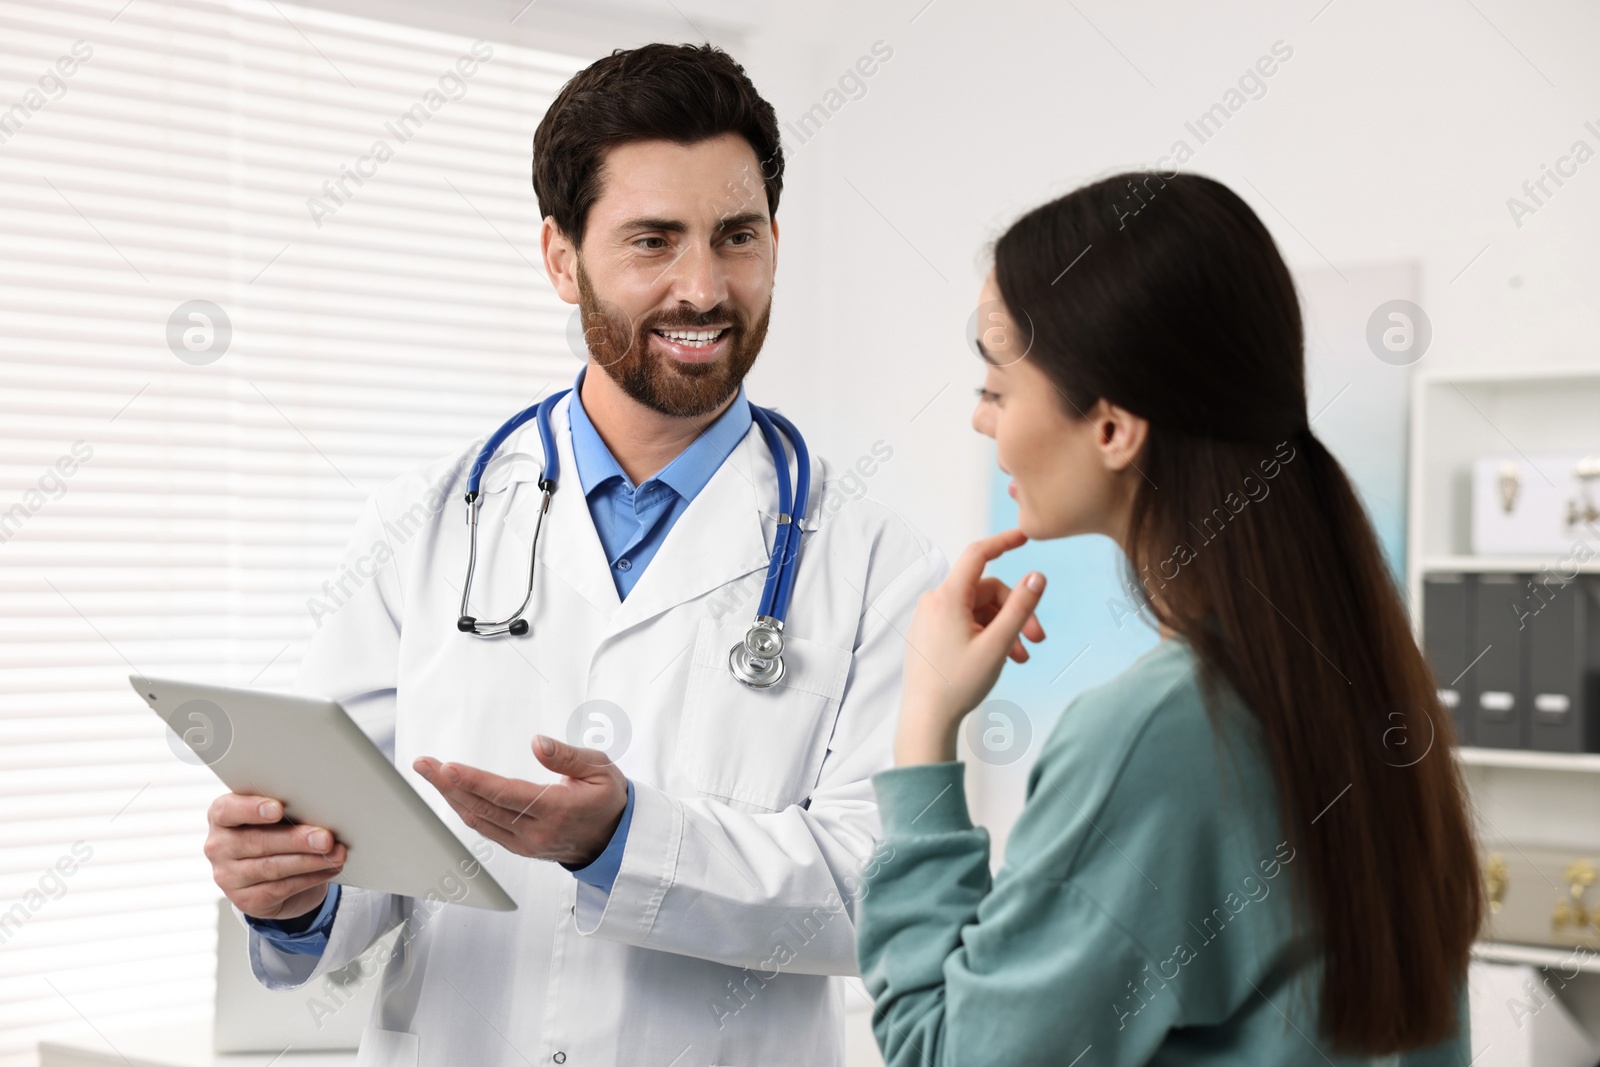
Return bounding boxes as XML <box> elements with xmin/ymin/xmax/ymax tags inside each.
<box><xmin>531</xmin><ymin>43</ymin><xmax>784</xmax><ymax>247</ymax></box>
<box><xmin>993</xmin><ymin>172</ymin><xmax>1482</xmax><ymax>1054</ymax></box>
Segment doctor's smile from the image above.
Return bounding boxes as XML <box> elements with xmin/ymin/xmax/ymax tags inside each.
<box><xmin>92</xmin><ymin>28</ymin><xmax>1489</xmax><ymax>1067</ymax></box>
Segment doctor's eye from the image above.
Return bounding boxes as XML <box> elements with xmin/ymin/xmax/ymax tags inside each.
<box><xmin>974</xmin><ymin>387</ymin><xmax>1001</xmax><ymax>404</ymax></box>
<box><xmin>634</xmin><ymin>236</ymin><xmax>669</xmax><ymax>251</ymax></box>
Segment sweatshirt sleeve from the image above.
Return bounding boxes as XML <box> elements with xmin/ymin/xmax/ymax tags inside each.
<box><xmin>857</xmin><ymin>760</ymin><xmax>1178</xmax><ymax>1067</ymax></box>
<box><xmin>858</xmin><ymin>641</ymin><xmax>1473</xmax><ymax>1065</ymax></box>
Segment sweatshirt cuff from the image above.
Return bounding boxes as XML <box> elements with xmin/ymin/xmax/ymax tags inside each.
<box><xmin>872</xmin><ymin>762</ymin><xmax>973</xmax><ymax>836</ymax></box>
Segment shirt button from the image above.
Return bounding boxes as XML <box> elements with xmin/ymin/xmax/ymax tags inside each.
<box><xmin>615</xmin><ymin>558</ymin><xmax>632</xmax><ymax>571</ymax></box>
<box><xmin>553</xmin><ymin>1054</ymin><xmax>566</xmax><ymax>1064</ymax></box>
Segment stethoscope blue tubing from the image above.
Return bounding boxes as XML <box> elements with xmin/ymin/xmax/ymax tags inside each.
<box><xmin>464</xmin><ymin>386</ymin><xmax>808</xmax><ymax>624</ymax></box>
<box><xmin>467</xmin><ymin>388</ymin><xmax>569</xmax><ymax>498</ymax></box>
<box><xmin>749</xmin><ymin>405</ymin><xmax>808</xmax><ymax>622</ymax></box>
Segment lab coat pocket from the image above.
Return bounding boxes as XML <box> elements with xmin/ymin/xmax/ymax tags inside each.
<box><xmin>355</xmin><ymin>1026</ymin><xmax>419</xmax><ymax>1067</ymax></box>
<box><xmin>677</xmin><ymin>616</ymin><xmax>853</xmax><ymax>812</ymax></box>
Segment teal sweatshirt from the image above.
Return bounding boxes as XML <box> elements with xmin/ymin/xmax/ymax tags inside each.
<box><xmin>857</xmin><ymin>636</ymin><xmax>1469</xmax><ymax>1066</ymax></box>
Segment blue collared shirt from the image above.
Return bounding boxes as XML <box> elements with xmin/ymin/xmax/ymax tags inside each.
<box><xmin>567</xmin><ymin>368</ymin><xmax>753</xmax><ymax>599</ymax></box>
<box><xmin>249</xmin><ymin>371</ymin><xmax>750</xmax><ymax>953</ymax></box>
<box><xmin>247</xmin><ymin>883</ymin><xmax>342</xmax><ymax>955</ymax></box>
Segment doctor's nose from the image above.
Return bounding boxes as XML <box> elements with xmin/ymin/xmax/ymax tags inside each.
<box><xmin>661</xmin><ymin>241</ymin><xmax>729</xmax><ymax>310</ymax></box>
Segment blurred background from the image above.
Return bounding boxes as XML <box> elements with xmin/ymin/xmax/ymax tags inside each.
<box><xmin>4</xmin><ymin>0</ymin><xmax>1600</xmax><ymax>1064</ymax></box>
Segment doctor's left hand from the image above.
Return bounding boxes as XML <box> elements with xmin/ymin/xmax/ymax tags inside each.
<box><xmin>413</xmin><ymin>736</ymin><xmax>628</xmax><ymax>867</ymax></box>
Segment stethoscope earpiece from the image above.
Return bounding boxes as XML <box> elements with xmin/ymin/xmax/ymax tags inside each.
<box><xmin>457</xmin><ymin>615</ymin><xmax>530</xmax><ymax>637</ymax></box>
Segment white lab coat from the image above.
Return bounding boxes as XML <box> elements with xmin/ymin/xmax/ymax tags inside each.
<box><xmin>240</xmin><ymin>392</ymin><xmax>943</xmax><ymax>1067</ymax></box>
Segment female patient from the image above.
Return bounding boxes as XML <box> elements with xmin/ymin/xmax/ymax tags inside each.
<box><xmin>857</xmin><ymin>173</ymin><xmax>1481</xmax><ymax>1065</ymax></box>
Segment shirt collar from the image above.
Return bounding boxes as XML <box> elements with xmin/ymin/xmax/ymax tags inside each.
<box><xmin>566</xmin><ymin>367</ymin><xmax>753</xmax><ymax>502</ymax></box>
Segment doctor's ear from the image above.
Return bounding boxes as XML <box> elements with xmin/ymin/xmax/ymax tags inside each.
<box><xmin>1088</xmin><ymin>400</ymin><xmax>1149</xmax><ymax>473</ymax></box>
<box><xmin>541</xmin><ymin>216</ymin><xmax>581</xmax><ymax>304</ymax></box>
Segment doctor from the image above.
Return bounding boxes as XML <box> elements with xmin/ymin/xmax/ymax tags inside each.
<box><xmin>200</xmin><ymin>42</ymin><xmax>945</xmax><ymax>1067</ymax></box>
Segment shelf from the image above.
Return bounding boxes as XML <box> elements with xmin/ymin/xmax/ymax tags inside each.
<box><xmin>1422</xmin><ymin>555</ymin><xmax>1600</xmax><ymax>574</ymax></box>
<box><xmin>1419</xmin><ymin>366</ymin><xmax>1600</xmax><ymax>386</ymax></box>
<box><xmin>1457</xmin><ymin>747</ymin><xmax>1600</xmax><ymax>773</ymax></box>
<box><xmin>1474</xmin><ymin>939</ymin><xmax>1600</xmax><ymax>974</ymax></box>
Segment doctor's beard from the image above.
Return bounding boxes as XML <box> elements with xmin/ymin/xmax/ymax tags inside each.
<box><xmin>575</xmin><ymin>261</ymin><xmax>770</xmax><ymax>419</ymax></box>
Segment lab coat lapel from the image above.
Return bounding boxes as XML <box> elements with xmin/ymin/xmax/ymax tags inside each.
<box><xmin>602</xmin><ymin>423</ymin><xmax>774</xmax><ymax>638</ymax></box>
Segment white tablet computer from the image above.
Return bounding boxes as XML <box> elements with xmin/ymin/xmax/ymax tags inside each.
<box><xmin>131</xmin><ymin>674</ymin><xmax>516</xmax><ymax>912</ymax></box>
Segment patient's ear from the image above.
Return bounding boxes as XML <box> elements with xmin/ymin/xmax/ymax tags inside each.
<box><xmin>1090</xmin><ymin>399</ymin><xmax>1148</xmax><ymax>472</ymax></box>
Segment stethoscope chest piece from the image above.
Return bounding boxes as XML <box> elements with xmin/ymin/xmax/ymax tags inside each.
<box><xmin>729</xmin><ymin>616</ymin><xmax>786</xmax><ymax>689</ymax></box>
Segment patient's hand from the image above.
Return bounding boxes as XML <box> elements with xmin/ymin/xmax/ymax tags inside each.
<box><xmin>896</xmin><ymin>528</ymin><xmax>1047</xmax><ymax>765</ymax></box>
<box><xmin>204</xmin><ymin>793</ymin><xmax>346</xmax><ymax>921</ymax></box>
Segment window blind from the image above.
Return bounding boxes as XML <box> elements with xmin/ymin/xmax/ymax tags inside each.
<box><xmin>0</xmin><ymin>0</ymin><xmax>587</xmax><ymax>1058</ymax></box>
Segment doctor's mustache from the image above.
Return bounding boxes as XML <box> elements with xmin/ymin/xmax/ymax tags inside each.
<box><xmin>574</xmin><ymin>270</ymin><xmax>771</xmax><ymax>418</ymax></box>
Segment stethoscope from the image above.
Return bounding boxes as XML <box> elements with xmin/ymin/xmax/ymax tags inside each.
<box><xmin>455</xmin><ymin>387</ymin><xmax>810</xmax><ymax>690</ymax></box>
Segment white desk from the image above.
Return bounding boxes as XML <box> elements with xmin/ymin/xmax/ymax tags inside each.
<box><xmin>38</xmin><ymin>1024</ymin><xmax>356</xmax><ymax>1067</ymax></box>
<box><xmin>39</xmin><ymin>1011</ymin><xmax>883</xmax><ymax>1067</ymax></box>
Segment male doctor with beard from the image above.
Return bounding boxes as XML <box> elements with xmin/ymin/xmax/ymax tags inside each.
<box><xmin>197</xmin><ymin>42</ymin><xmax>967</xmax><ymax>1067</ymax></box>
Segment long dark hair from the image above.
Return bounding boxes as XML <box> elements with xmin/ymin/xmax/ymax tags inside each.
<box><xmin>993</xmin><ymin>172</ymin><xmax>1481</xmax><ymax>1054</ymax></box>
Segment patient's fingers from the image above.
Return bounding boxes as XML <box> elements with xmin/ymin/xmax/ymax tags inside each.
<box><xmin>949</xmin><ymin>529</ymin><xmax>1028</xmax><ymax>588</ymax></box>
<box><xmin>973</xmin><ymin>577</ymin><xmax>1046</xmax><ymax>643</ymax></box>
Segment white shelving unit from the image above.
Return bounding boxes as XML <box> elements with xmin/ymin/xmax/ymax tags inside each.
<box><xmin>1474</xmin><ymin>940</ymin><xmax>1600</xmax><ymax>977</ymax></box>
<box><xmin>1405</xmin><ymin>366</ymin><xmax>1600</xmax><ymax>618</ymax></box>
<box><xmin>1408</xmin><ymin>368</ymin><xmax>1600</xmax><ymax>1045</ymax></box>
<box><xmin>1423</xmin><ymin>555</ymin><xmax>1600</xmax><ymax>575</ymax></box>
<box><xmin>1459</xmin><ymin>747</ymin><xmax>1600</xmax><ymax>774</ymax></box>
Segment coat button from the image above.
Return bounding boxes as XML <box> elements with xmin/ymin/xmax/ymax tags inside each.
<box><xmin>553</xmin><ymin>1054</ymin><xmax>566</xmax><ymax>1064</ymax></box>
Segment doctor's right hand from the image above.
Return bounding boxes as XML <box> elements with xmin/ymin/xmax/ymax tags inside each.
<box><xmin>204</xmin><ymin>793</ymin><xmax>347</xmax><ymax>921</ymax></box>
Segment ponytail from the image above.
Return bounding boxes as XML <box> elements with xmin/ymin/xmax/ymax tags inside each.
<box><xmin>994</xmin><ymin>173</ymin><xmax>1482</xmax><ymax>1053</ymax></box>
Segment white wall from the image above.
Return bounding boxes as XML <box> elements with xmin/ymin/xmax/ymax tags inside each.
<box><xmin>727</xmin><ymin>0</ymin><xmax>1600</xmax><ymax>561</ymax></box>
<box><xmin>493</xmin><ymin>0</ymin><xmax>1600</xmax><ymax>868</ymax></box>
<box><xmin>698</xmin><ymin>0</ymin><xmax>1600</xmax><ymax>883</ymax></box>
<box><xmin>337</xmin><ymin>0</ymin><xmax>1600</xmax><ymax>575</ymax></box>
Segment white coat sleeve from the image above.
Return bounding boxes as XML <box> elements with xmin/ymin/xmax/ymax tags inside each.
<box><xmin>573</xmin><ymin>536</ymin><xmax>947</xmax><ymax>976</ymax></box>
<box><xmin>244</xmin><ymin>494</ymin><xmax>409</xmax><ymax>989</ymax></box>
